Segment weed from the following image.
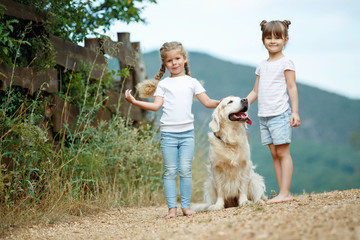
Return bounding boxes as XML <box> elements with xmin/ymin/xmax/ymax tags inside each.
<box><xmin>0</xmin><ymin>46</ymin><xmax>163</xmax><ymax>234</ymax></box>
<box><xmin>270</xmin><ymin>190</ymin><xmax>277</xmax><ymax>199</ymax></box>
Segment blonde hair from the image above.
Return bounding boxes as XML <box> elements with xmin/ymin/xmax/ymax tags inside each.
<box><xmin>260</xmin><ymin>20</ymin><xmax>291</xmax><ymax>42</ymax></box>
<box><xmin>137</xmin><ymin>41</ymin><xmax>191</xmax><ymax>98</ymax></box>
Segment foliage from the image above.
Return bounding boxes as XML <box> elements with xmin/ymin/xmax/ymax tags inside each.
<box><xmin>56</xmin><ymin>53</ymin><xmax>131</xmax><ymax>115</ymax></box>
<box><xmin>59</xmin><ymin>62</ymin><xmax>110</xmax><ymax>107</ymax></box>
<box><xmin>0</xmin><ymin>0</ymin><xmax>161</xmax><ymax>232</ymax></box>
<box><xmin>0</xmin><ymin>85</ymin><xmax>163</xmax><ymax>231</ymax></box>
<box><xmin>1</xmin><ymin>0</ymin><xmax>156</xmax><ymax>72</ymax></box>
<box><xmin>16</xmin><ymin>0</ymin><xmax>157</xmax><ymax>43</ymax></box>
<box><xmin>0</xmin><ymin>86</ymin><xmax>52</xmax><ymax>205</ymax></box>
<box><xmin>56</xmin><ymin>116</ymin><xmax>163</xmax><ymax>206</ymax></box>
<box><xmin>0</xmin><ymin>4</ymin><xmax>19</xmax><ymax>66</ymax></box>
<box><xmin>0</xmin><ymin>15</ymin><xmax>53</xmax><ymax>72</ymax></box>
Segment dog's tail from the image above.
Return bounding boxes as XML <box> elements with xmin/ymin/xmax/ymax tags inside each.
<box><xmin>248</xmin><ymin>171</ymin><xmax>267</xmax><ymax>204</ymax></box>
<box><xmin>191</xmin><ymin>203</ymin><xmax>211</xmax><ymax>212</ymax></box>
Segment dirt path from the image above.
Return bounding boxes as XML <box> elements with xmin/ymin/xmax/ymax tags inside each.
<box><xmin>2</xmin><ymin>189</ymin><xmax>360</xmax><ymax>240</ymax></box>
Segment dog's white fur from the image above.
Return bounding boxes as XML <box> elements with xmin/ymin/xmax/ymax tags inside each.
<box><xmin>192</xmin><ymin>96</ymin><xmax>267</xmax><ymax>212</ymax></box>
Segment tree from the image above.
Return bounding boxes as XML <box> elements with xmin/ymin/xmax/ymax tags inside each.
<box><xmin>0</xmin><ymin>0</ymin><xmax>157</xmax><ymax>68</ymax></box>
<box><xmin>16</xmin><ymin>0</ymin><xmax>157</xmax><ymax>43</ymax></box>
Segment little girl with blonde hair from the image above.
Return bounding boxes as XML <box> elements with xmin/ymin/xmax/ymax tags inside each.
<box><xmin>125</xmin><ymin>41</ymin><xmax>220</xmax><ymax>218</ymax></box>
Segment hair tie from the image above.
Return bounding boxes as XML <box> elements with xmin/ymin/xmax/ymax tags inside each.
<box><xmin>282</xmin><ymin>20</ymin><xmax>291</xmax><ymax>29</ymax></box>
<box><xmin>260</xmin><ymin>20</ymin><xmax>267</xmax><ymax>31</ymax></box>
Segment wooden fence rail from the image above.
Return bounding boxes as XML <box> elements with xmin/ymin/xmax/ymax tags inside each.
<box><xmin>0</xmin><ymin>0</ymin><xmax>148</xmax><ymax>137</ymax></box>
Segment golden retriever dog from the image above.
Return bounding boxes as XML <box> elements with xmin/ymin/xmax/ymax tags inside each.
<box><xmin>192</xmin><ymin>96</ymin><xmax>267</xmax><ymax>212</ymax></box>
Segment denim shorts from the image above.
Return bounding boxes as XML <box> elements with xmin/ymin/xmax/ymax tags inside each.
<box><xmin>259</xmin><ymin>108</ymin><xmax>292</xmax><ymax>146</ymax></box>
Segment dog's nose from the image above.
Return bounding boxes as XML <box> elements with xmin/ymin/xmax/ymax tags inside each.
<box><xmin>241</xmin><ymin>98</ymin><xmax>248</xmax><ymax>104</ymax></box>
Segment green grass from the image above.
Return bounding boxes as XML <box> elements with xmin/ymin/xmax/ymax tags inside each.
<box><xmin>0</xmin><ymin>51</ymin><xmax>164</xmax><ymax>233</ymax></box>
<box><xmin>0</xmin><ymin>94</ymin><xmax>165</xmax><ymax>231</ymax></box>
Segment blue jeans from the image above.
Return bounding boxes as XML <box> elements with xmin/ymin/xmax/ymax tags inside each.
<box><xmin>160</xmin><ymin>130</ymin><xmax>195</xmax><ymax>209</ymax></box>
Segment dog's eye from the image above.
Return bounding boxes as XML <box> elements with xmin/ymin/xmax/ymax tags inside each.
<box><xmin>227</xmin><ymin>100</ymin><xmax>233</xmax><ymax>104</ymax></box>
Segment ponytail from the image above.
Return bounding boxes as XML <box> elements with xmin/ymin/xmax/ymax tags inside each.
<box><xmin>184</xmin><ymin>62</ymin><xmax>191</xmax><ymax>76</ymax></box>
<box><xmin>154</xmin><ymin>64</ymin><xmax>166</xmax><ymax>80</ymax></box>
<box><xmin>260</xmin><ymin>20</ymin><xmax>267</xmax><ymax>31</ymax></box>
<box><xmin>282</xmin><ymin>20</ymin><xmax>291</xmax><ymax>29</ymax></box>
<box><xmin>136</xmin><ymin>79</ymin><xmax>159</xmax><ymax>98</ymax></box>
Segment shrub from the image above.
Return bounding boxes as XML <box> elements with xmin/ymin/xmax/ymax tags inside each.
<box><xmin>0</xmin><ymin>82</ymin><xmax>163</xmax><ymax>232</ymax></box>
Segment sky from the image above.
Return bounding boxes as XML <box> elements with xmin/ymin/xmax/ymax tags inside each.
<box><xmin>104</xmin><ymin>0</ymin><xmax>360</xmax><ymax>99</ymax></box>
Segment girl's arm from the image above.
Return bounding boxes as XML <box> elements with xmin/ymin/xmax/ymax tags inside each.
<box><xmin>125</xmin><ymin>89</ymin><xmax>163</xmax><ymax>111</ymax></box>
<box><xmin>285</xmin><ymin>70</ymin><xmax>301</xmax><ymax>127</ymax></box>
<box><xmin>196</xmin><ymin>92</ymin><xmax>220</xmax><ymax>109</ymax></box>
<box><xmin>246</xmin><ymin>75</ymin><xmax>259</xmax><ymax>105</ymax></box>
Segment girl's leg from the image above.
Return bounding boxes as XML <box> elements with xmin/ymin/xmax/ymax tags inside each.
<box><xmin>267</xmin><ymin>143</ymin><xmax>293</xmax><ymax>204</ymax></box>
<box><xmin>268</xmin><ymin>143</ymin><xmax>282</xmax><ymax>189</ymax></box>
<box><xmin>178</xmin><ymin>130</ymin><xmax>195</xmax><ymax>216</ymax></box>
<box><xmin>276</xmin><ymin>143</ymin><xmax>293</xmax><ymax>197</ymax></box>
<box><xmin>160</xmin><ymin>132</ymin><xmax>179</xmax><ymax>218</ymax></box>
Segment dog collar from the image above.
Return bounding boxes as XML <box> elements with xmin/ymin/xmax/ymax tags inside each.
<box><xmin>213</xmin><ymin>132</ymin><xmax>222</xmax><ymax>141</ymax></box>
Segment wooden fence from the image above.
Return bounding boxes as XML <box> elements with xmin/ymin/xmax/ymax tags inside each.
<box><xmin>0</xmin><ymin>0</ymin><xmax>148</xmax><ymax>138</ymax></box>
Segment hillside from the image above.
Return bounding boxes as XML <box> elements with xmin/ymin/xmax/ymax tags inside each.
<box><xmin>143</xmin><ymin>51</ymin><xmax>360</xmax><ymax>144</ymax></box>
<box><xmin>142</xmin><ymin>51</ymin><xmax>360</xmax><ymax>194</ymax></box>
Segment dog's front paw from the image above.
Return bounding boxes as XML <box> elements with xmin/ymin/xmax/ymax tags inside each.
<box><xmin>254</xmin><ymin>199</ymin><xmax>266</xmax><ymax>205</ymax></box>
<box><xmin>208</xmin><ymin>204</ymin><xmax>224</xmax><ymax>211</ymax></box>
<box><xmin>239</xmin><ymin>199</ymin><xmax>250</xmax><ymax>206</ymax></box>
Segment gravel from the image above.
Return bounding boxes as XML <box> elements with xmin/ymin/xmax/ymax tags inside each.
<box><xmin>2</xmin><ymin>189</ymin><xmax>360</xmax><ymax>240</ymax></box>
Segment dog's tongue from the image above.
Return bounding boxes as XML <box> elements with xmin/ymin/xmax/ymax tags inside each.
<box><xmin>246</xmin><ymin>117</ymin><xmax>252</xmax><ymax>125</ymax></box>
<box><xmin>235</xmin><ymin>112</ymin><xmax>252</xmax><ymax>125</ymax></box>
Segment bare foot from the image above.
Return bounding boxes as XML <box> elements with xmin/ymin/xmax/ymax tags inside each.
<box><xmin>165</xmin><ymin>207</ymin><xmax>177</xmax><ymax>219</ymax></box>
<box><xmin>266</xmin><ymin>194</ymin><xmax>293</xmax><ymax>205</ymax></box>
<box><xmin>182</xmin><ymin>208</ymin><xmax>196</xmax><ymax>217</ymax></box>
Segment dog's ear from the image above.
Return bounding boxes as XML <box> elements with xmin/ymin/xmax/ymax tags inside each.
<box><xmin>209</xmin><ymin>108</ymin><xmax>220</xmax><ymax>132</ymax></box>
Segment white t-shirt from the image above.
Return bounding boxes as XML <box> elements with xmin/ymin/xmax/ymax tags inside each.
<box><xmin>153</xmin><ymin>75</ymin><xmax>206</xmax><ymax>132</ymax></box>
<box><xmin>255</xmin><ymin>56</ymin><xmax>295</xmax><ymax>117</ymax></box>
